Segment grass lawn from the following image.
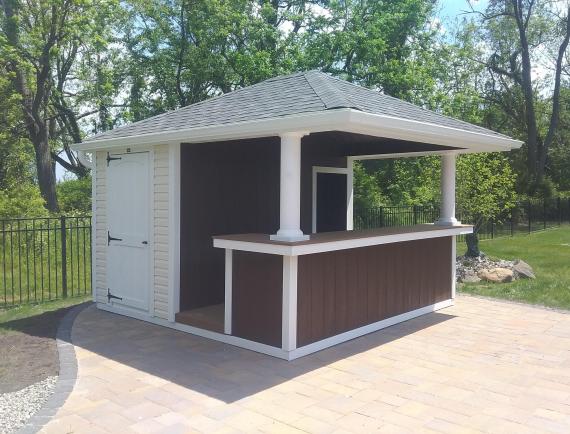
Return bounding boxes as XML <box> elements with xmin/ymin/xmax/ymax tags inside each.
<box><xmin>459</xmin><ymin>225</ymin><xmax>570</xmax><ymax>310</ymax></box>
<box><xmin>0</xmin><ymin>295</ymin><xmax>91</xmax><ymax>331</ymax></box>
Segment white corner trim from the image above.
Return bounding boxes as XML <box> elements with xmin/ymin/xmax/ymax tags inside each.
<box><xmin>287</xmin><ymin>299</ymin><xmax>454</xmax><ymax>360</ymax></box>
<box><xmin>311</xmin><ymin>166</ymin><xmax>350</xmax><ymax>233</ymax></box>
<box><xmin>282</xmin><ymin>256</ymin><xmax>298</xmax><ymax>351</ymax></box>
<box><xmin>213</xmin><ymin>225</ymin><xmax>473</xmax><ymax>256</ymax></box>
<box><xmin>451</xmin><ymin>236</ymin><xmax>457</xmax><ymax>299</ymax></box>
<box><xmin>224</xmin><ymin>249</ymin><xmax>233</xmax><ymax>334</ymax></box>
<box><xmin>168</xmin><ymin>142</ymin><xmax>181</xmax><ymax>322</ymax></box>
<box><xmin>347</xmin><ymin>157</ymin><xmax>354</xmax><ymax>231</ymax></box>
<box><xmin>91</xmin><ymin>153</ymin><xmax>97</xmax><ymax>302</ymax></box>
<box><xmin>72</xmin><ymin>108</ymin><xmax>522</xmax><ymax>153</ymax></box>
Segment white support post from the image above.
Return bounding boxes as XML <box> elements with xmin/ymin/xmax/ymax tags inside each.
<box><xmin>282</xmin><ymin>255</ymin><xmax>298</xmax><ymax>352</ymax></box>
<box><xmin>435</xmin><ymin>153</ymin><xmax>460</xmax><ymax>226</ymax></box>
<box><xmin>224</xmin><ymin>249</ymin><xmax>233</xmax><ymax>334</ymax></box>
<box><xmin>347</xmin><ymin>157</ymin><xmax>354</xmax><ymax>231</ymax></box>
<box><xmin>451</xmin><ymin>236</ymin><xmax>457</xmax><ymax>300</ymax></box>
<box><xmin>271</xmin><ymin>132</ymin><xmax>310</xmax><ymax>242</ymax></box>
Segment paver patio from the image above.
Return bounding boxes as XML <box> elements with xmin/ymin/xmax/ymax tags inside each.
<box><xmin>40</xmin><ymin>295</ymin><xmax>570</xmax><ymax>434</ymax></box>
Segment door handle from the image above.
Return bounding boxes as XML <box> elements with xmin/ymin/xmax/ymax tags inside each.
<box><xmin>107</xmin><ymin>231</ymin><xmax>123</xmax><ymax>245</ymax></box>
<box><xmin>142</xmin><ymin>241</ymin><xmax>148</xmax><ymax>245</ymax></box>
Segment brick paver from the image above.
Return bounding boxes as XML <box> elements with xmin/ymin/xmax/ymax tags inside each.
<box><xmin>40</xmin><ymin>296</ymin><xmax>570</xmax><ymax>433</ymax></box>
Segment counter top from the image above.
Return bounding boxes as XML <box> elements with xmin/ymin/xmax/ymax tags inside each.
<box><xmin>213</xmin><ymin>224</ymin><xmax>473</xmax><ymax>256</ymax></box>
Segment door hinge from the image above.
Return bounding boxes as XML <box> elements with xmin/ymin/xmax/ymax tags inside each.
<box><xmin>106</xmin><ymin>152</ymin><xmax>122</xmax><ymax>166</ymax></box>
<box><xmin>107</xmin><ymin>288</ymin><xmax>123</xmax><ymax>303</ymax></box>
<box><xmin>107</xmin><ymin>230</ymin><xmax>123</xmax><ymax>245</ymax></box>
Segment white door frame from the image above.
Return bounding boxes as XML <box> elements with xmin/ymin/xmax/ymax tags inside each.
<box><xmin>106</xmin><ymin>148</ymin><xmax>154</xmax><ymax>315</ymax></box>
<box><xmin>311</xmin><ymin>164</ymin><xmax>354</xmax><ymax>233</ymax></box>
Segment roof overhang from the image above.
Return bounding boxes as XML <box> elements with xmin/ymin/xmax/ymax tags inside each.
<box><xmin>72</xmin><ymin>108</ymin><xmax>523</xmax><ymax>153</ymax></box>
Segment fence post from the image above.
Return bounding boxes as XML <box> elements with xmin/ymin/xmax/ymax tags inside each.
<box><xmin>60</xmin><ymin>216</ymin><xmax>67</xmax><ymax>298</ymax></box>
<box><xmin>528</xmin><ymin>202</ymin><xmax>532</xmax><ymax>234</ymax></box>
<box><xmin>543</xmin><ymin>199</ymin><xmax>547</xmax><ymax>230</ymax></box>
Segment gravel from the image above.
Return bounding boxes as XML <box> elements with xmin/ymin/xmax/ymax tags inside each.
<box><xmin>0</xmin><ymin>376</ymin><xmax>57</xmax><ymax>434</ymax></box>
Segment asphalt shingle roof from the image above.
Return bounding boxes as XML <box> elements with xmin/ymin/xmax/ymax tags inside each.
<box><xmin>87</xmin><ymin>70</ymin><xmax>507</xmax><ymax>142</ymax></box>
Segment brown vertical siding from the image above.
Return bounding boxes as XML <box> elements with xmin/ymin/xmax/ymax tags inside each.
<box><xmin>296</xmin><ymin>237</ymin><xmax>452</xmax><ymax>347</ymax></box>
<box><xmin>179</xmin><ymin>138</ymin><xmax>280</xmax><ymax>311</ymax></box>
<box><xmin>232</xmin><ymin>251</ymin><xmax>283</xmax><ymax>347</ymax></box>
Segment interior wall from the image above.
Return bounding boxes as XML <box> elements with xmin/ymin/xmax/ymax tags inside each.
<box><xmin>179</xmin><ymin>138</ymin><xmax>281</xmax><ymax>311</ymax></box>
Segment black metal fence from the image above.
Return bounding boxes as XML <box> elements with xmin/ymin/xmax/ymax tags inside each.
<box><xmin>355</xmin><ymin>197</ymin><xmax>570</xmax><ymax>240</ymax></box>
<box><xmin>0</xmin><ymin>216</ymin><xmax>92</xmax><ymax>308</ymax></box>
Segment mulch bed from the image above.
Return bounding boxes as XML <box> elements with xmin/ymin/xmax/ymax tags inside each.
<box><xmin>0</xmin><ymin>307</ymin><xmax>73</xmax><ymax>394</ymax></box>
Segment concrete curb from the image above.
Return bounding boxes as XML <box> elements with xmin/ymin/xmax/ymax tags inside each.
<box><xmin>17</xmin><ymin>302</ymin><xmax>91</xmax><ymax>434</ymax></box>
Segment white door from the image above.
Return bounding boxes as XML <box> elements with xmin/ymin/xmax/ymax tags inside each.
<box><xmin>106</xmin><ymin>151</ymin><xmax>150</xmax><ymax>311</ymax></box>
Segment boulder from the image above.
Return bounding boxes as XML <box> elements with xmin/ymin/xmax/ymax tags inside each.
<box><xmin>513</xmin><ymin>259</ymin><xmax>536</xmax><ymax>279</ymax></box>
<box><xmin>461</xmin><ymin>272</ymin><xmax>481</xmax><ymax>283</ymax></box>
<box><xmin>478</xmin><ymin>267</ymin><xmax>513</xmax><ymax>283</ymax></box>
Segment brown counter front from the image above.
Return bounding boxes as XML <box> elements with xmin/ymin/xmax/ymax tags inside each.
<box><xmin>296</xmin><ymin>236</ymin><xmax>452</xmax><ymax>347</ymax></box>
<box><xmin>214</xmin><ymin>225</ymin><xmax>472</xmax><ymax>352</ymax></box>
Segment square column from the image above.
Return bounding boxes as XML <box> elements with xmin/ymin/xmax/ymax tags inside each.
<box><xmin>435</xmin><ymin>153</ymin><xmax>461</xmax><ymax>226</ymax></box>
<box><xmin>271</xmin><ymin>132</ymin><xmax>310</xmax><ymax>242</ymax></box>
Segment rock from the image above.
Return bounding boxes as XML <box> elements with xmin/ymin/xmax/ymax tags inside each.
<box><xmin>478</xmin><ymin>267</ymin><xmax>514</xmax><ymax>283</ymax></box>
<box><xmin>461</xmin><ymin>272</ymin><xmax>481</xmax><ymax>283</ymax></box>
<box><xmin>513</xmin><ymin>259</ymin><xmax>536</xmax><ymax>279</ymax></box>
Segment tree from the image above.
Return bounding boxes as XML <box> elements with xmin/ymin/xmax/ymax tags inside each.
<box><xmin>468</xmin><ymin>0</ymin><xmax>570</xmax><ymax>190</ymax></box>
<box><xmin>456</xmin><ymin>153</ymin><xmax>517</xmax><ymax>256</ymax></box>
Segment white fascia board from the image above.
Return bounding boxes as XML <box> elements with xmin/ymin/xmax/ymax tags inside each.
<box><xmin>213</xmin><ymin>225</ymin><xmax>473</xmax><ymax>256</ymax></box>
<box><xmin>346</xmin><ymin>111</ymin><xmax>523</xmax><ymax>152</ymax></box>
<box><xmin>71</xmin><ymin>110</ymin><xmax>353</xmax><ymax>151</ymax></box>
<box><xmin>72</xmin><ymin>108</ymin><xmax>522</xmax><ymax>153</ymax></box>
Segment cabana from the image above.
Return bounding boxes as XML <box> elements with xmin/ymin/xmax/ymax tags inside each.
<box><xmin>73</xmin><ymin>71</ymin><xmax>522</xmax><ymax>360</ymax></box>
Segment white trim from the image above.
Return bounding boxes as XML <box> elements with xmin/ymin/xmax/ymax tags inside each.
<box><xmin>96</xmin><ymin>297</ymin><xmax>453</xmax><ymax>361</ymax></box>
<box><xmin>347</xmin><ymin>157</ymin><xmax>354</xmax><ymax>231</ymax></box>
<box><xmin>288</xmin><ymin>299</ymin><xmax>454</xmax><ymax>360</ymax></box>
<box><xmin>73</xmin><ymin>108</ymin><xmax>522</xmax><ymax>153</ymax></box>
<box><xmin>224</xmin><ymin>249</ymin><xmax>233</xmax><ymax>335</ymax></box>
<box><xmin>91</xmin><ymin>153</ymin><xmax>97</xmax><ymax>302</ymax></box>
<box><xmin>168</xmin><ymin>142</ymin><xmax>181</xmax><ymax>322</ymax></box>
<box><xmin>282</xmin><ymin>256</ymin><xmax>298</xmax><ymax>351</ymax></box>
<box><xmin>97</xmin><ymin>303</ymin><xmax>288</xmax><ymax>359</ymax></box>
<box><xmin>148</xmin><ymin>149</ymin><xmax>155</xmax><ymax>318</ymax></box>
<box><xmin>311</xmin><ymin>166</ymin><xmax>350</xmax><ymax>233</ymax></box>
<box><xmin>451</xmin><ymin>236</ymin><xmax>457</xmax><ymax>299</ymax></box>
<box><xmin>214</xmin><ymin>225</ymin><xmax>473</xmax><ymax>256</ymax></box>
<box><xmin>352</xmin><ymin>150</ymin><xmax>461</xmax><ymax>161</ymax></box>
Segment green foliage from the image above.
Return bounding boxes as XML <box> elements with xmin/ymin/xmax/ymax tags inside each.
<box><xmin>57</xmin><ymin>177</ymin><xmax>92</xmax><ymax>214</ymax></box>
<box><xmin>456</xmin><ymin>153</ymin><xmax>517</xmax><ymax>226</ymax></box>
<box><xmin>353</xmin><ymin>162</ymin><xmax>385</xmax><ymax>210</ymax></box>
<box><xmin>0</xmin><ymin>184</ymin><xmax>48</xmax><ymax>220</ymax></box>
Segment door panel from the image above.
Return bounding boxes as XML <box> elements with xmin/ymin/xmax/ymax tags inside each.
<box><xmin>316</xmin><ymin>172</ymin><xmax>347</xmax><ymax>233</ymax></box>
<box><xmin>107</xmin><ymin>152</ymin><xmax>150</xmax><ymax>311</ymax></box>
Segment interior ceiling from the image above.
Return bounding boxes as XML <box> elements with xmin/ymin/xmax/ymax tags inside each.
<box><xmin>303</xmin><ymin>131</ymin><xmax>462</xmax><ymax>156</ymax></box>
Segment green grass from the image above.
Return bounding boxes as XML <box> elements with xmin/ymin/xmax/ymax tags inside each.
<box><xmin>459</xmin><ymin>225</ymin><xmax>570</xmax><ymax>310</ymax></box>
<box><xmin>0</xmin><ymin>295</ymin><xmax>91</xmax><ymax>333</ymax></box>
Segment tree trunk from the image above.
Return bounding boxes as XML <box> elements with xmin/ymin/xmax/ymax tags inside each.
<box><xmin>465</xmin><ymin>232</ymin><xmax>480</xmax><ymax>257</ymax></box>
<box><xmin>33</xmin><ymin>132</ymin><xmax>59</xmax><ymax>212</ymax></box>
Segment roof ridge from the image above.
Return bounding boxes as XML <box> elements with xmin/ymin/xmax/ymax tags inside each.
<box><xmin>303</xmin><ymin>71</ymin><xmax>360</xmax><ymax>110</ymax></box>
<box><xmin>323</xmin><ymin>73</ymin><xmax>511</xmax><ymax>139</ymax></box>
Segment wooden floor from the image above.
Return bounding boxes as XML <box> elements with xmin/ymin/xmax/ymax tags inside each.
<box><xmin>175</xmin><ymin>303</ymin><xmax>224</xmax><ymax>333</ymax></box>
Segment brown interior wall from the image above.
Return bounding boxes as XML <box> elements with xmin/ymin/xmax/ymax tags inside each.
<box><xmin>180</xmin><ymin>138</ymin><xmax>280</xmax><ymax>311</ymax></box>
<box><xmin>296</xmin><ymin>236</ymin><xmax>452</xmax><ymax>347</ymax></box>
<box><xmin>232</xmin><ymin>251</ymin><xmax>283</xmax><ymax>347</ymax></box>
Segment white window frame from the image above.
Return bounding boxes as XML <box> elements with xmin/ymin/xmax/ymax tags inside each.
<box><xmin>311</xmin><ymin>164</ymin><xmax>354</xmax><ymax>233</ymax></box>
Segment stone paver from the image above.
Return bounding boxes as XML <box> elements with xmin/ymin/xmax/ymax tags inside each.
<box><xmin>40</xmin><ymin>296</ymin><xmax>570</xmax><ymax>433</ymax></box>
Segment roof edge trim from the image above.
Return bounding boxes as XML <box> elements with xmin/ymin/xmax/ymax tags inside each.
<box><xmin>72</xmin><ymin>108</ymin><xmax>523</xmax><ymax>152</ymax></box>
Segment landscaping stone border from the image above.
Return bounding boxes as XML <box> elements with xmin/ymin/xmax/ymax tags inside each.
<box><xmin>17</xmin><ymin>302</ymin><xmax>91</xmax><ymax>434</ymax></box>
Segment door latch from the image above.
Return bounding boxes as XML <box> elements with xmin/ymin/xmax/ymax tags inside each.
<box><xmin>107</xmin><ymin>231</ymin><xmax>123</xmax><ymax>245</ymax></box>
<box><xmin>106</xmin><ymin>152</ymin><xmax>122</xmax><ymax>166</ymax></box>
<box><xmin>107</xmin><ymin>288</ymin><xmax>123</xmax><ymax>303</ymax></box>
